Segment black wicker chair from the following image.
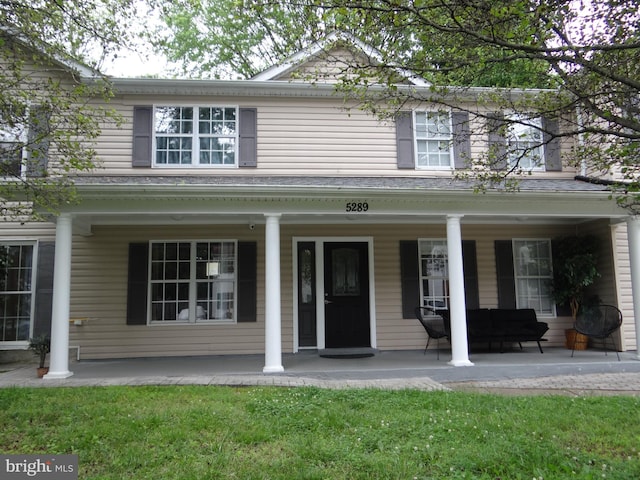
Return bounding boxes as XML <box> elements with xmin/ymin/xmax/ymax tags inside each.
<box><xmin>414</xmin><ymin>306</ymin><xmax>449</xmax><ymax>359</ymax></box>
<box><xmin>571</xmin><ymin>304</ymin><xmax>623</xmax><ymax>361</ymax></box>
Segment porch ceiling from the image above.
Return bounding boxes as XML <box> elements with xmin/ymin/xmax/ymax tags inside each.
<box><xmin>65</xmin><ymin>175</ymin><xmax>627</xmax><ymax>231</ymax></box>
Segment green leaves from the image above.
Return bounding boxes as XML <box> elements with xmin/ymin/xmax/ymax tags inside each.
<box><xmin>551</xmin><ymin>235</ymin><xmax>601</xmax><ymax>319</ymax></box>
<box><xmin>151</xmin><ymin>0</ymin><xmax>640</xmax><ymax>211</ymax></box>
<box><xmin>0</xmin><ymin>0</ymin><xmax>134</xmax><ymax>218</ymax></box>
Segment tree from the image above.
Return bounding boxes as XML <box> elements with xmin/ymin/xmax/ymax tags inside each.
<box><xmin>154</xmin><ymin>0</ymin><xmax>332</xmax><ymax>79</ymax></box>
<box><xmin>0</xmin><ymin>0</ymin><xmax>155</xmax><ymax>219</ymax></box>
<box><xmin>551</xmin><ymin>235</ymin><xmax>601</xmax><ymax>320</ymax></box>
<box><xmin>156</xmin><ymin>0</ymin><xmax>640</xmax><ymax>212</ymax></box>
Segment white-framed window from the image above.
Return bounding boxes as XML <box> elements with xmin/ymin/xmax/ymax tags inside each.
<box><xmin>0</xmin><ymin>242</ymin><xmax>35</xmax><ymax>344</ymax></box>
<box><xmin>419</xmin><ymin>239</ymin><xmax>449</xmax><ymax>311</ymax></box>
<box><xmin>149</xmin><ymin>240</ymin><xmax>237</xmax><ymax>323</ymax></box>
<box><xmin>513</xmin><ymin>239</ymin><xmax>554</xmax><ymax>315</ymax></box>
<box><xmin>507</xmin><ymin>114</ymin><xmax>544</xmax><ymax>170</ymax></box>
<box><xmin>153</xmin><ymin>106</ymin><xmax>238</xmax><ymax>167</ymax></box>
<box><xmin>414</xmin><ymin>111</ymin><xmax>452</xmax><ymax>169</ymax></box>
<box><xmin>0</xmin><ymin>108</ymin><xmax>27</xmax><ymax>178</ymax></box>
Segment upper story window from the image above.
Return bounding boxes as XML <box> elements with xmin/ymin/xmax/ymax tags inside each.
<box><xmin>154</xmin><ymin>106</ymin><xmax>238</xmax><ymax>167</ymax></box>
<box><xmin>414</xmin><ymin>111</ymin><xmax>452</xmax><ymax>169</ymax></box>
<box><xmin>0</xmin><ymin>108</ymin><xmax>27</xmax><ymax>177</ymax></box>
<box><xmin>507</xmin><ymin>114</ymin><xmax>544</xmax><ymax>171</ymax></box>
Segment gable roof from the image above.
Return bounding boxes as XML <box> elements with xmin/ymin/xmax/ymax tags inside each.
<box><xmin>251</xmin><ymin>31</ymin><xmax>430</xmax><ymax>86</ymax></box>
<box><xmin>1</xmin><ymin>27</ymin><xmax>103</xmax><ymax>79</ymax></box>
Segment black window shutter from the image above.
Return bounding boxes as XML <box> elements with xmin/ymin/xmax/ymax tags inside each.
<box><xmin>33</xmin><ymin>241</ymin><xmax>55</xmax><ymax>337</ymax></box>
<box><xmin>237</xmin><ymin>241</ymin><xmax>257</xmax><ymax>322</ymax></box>
<box><xmin>396</xmin><ymin>111</ymin><xmax>415</xmax><ymax>169</ymax></box>
<box><xmin>551</xmin><ymin>239</ymin><xmax>572</xmax><ymax>316</ymax></box>
<box><xmin>452</xmin><ymin>111</ymin><xmax>471</xmax><ymax>169</ymax></box>
<box><xmin>462</xmin><ymin>240</ymin><xmax>480</xmax><ymax>309</ymax></box>
<box><xmin>26</xmin><ymin>105</ymin><xmax>51</xmax><ymax>178</ymax></box>
<box><xmin>542</xmin><ymin>116</ymin><xmax>562</xmax><ymax>171</ymax></box>
<box><xmin>399</xmin><ymin>240</ymin><xmax>419</xmax><ymax>319</ymax></box>
<box><xmin>238</xmin><ymin>108</ymin><xmax>257</xmax><ymax>167</ymax></box>
<box><xmin>487</xmin><ymin>112</ymin><xmax>507</xmax><ymax>170</ymax></box>
<box><xmin>494</xmin><ymin>240</ymin><xmax>517</xmax><ymax>308</ymax></box>
<box><xmin>132</xmin><ymin>106</ymin><xmax>153</xmax><ymax>168</ymax></box>
<box><xmin>127</xmin><ymin>243</ymin><xmax>149</xmax><ymax>325</ymax></box>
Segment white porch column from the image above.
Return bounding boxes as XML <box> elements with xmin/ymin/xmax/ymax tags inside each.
<box><xmin>446</xmin><ymin>215</ymin><xmax>473</xmax><ymax>366</ymax></box>
<box><xmin>263</xmin><ymin>214</ymin><xmax>284</xmax><ymax>373</ymax></box>
<box><xmin>627</xmin><ymin>216</ymin><xmax>640</xmax><ymax>359</ymax></box>
<box><xmin>44</xmin><ymin>213</ymin><xmax>73</xmax><ymax>379</ymax></box>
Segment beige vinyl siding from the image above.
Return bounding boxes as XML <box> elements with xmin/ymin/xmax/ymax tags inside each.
<box><xmin>69</xmin><ymin>225</ymin><xmax>266</xmax><ymax>359</ymax></box>
<box><xmin>91</xmin><ymin>96</ymin><xmax>578</xmax><ymax>178</ymax></box>
<box><xmin>67</xmin><ymin>221</ymin><xmax>612</xmax><ymax>359</ymax></box>
<box><xmin>0</xmin><ymin>45</ymin><xmax>100</xmax><ymax>175</ymax></box>
<box><xmin>93</xmin><ymin>97</ymin><xmax>401</xmax><ymax>176</ymax></box>
<box><xmin>258</xmin><ymin>102</ymin><xmax>396</xmax><ymax>173</ymax></box>
<box><xmin>372</xmin><ymin>222</ymin><xmax>592</xmax><ymax>351</ymax></box>
<box><xmin>275</xmin><ymin>47</ymin><xmax>374</xmax><ymax>82</ymax></box>
<box><xmin>611</xmin><ymin>222</ymin><xmax>637</xmax><ymax>350</ymax></box>
<box><xmin>92</xmin><ymin>100</ymin><xmax>134</xmax><ymax>172</ymax></box>
<box><xmin>0</xmin><ymin>220</ymin><xmax>56</xmax><ymax>240</ymax></box>
<box><xmin>375</xmin><ymin>224</ymin><xmax>444</xmax><ymax>350</ymax></box>
<box><xmin>576</xmin><ymin>219</ymin><xmax>633</xmax><ymax>351</ymax></box>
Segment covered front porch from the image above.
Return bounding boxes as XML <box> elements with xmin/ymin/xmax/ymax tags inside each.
<box><xmin>41</xmin><ymin>176</ymin><xmax>640</xmax><ymax>379</ymax></box>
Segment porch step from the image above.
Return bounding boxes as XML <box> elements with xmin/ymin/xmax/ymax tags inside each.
<box><xmin>318</xmin><ymin>348</ymin><xmax>377</xmax><ymax>359</ymax></box>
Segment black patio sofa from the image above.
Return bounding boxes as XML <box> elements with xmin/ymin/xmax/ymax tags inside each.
<box><xmin>437</xmin><ymin>308</ymin><xmax>549</xmax><ymax>353</ymax></box>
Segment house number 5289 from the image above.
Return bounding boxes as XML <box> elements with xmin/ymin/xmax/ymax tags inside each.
<box><xmin>345</xmin><ymin>202</ymin><xmax>369</xmax><ymax>212</ymax></box>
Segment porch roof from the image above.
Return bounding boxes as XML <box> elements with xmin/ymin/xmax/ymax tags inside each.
<box><xmin>61</xmin><ymin>174</ymin><xmax>628</xmax><ymax>231</ymax></box>
<box><xmin>72</xmin><ymin>174</ymin><xmax>610</xmax><ymax>192</ymax></box>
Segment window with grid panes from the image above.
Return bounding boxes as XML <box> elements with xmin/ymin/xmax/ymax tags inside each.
<box><xmin>419</xmin><ymin>239</ymin><xmax>449</xmax><ymax>312</ymax></box>
<box><xmin>154</xmin><ymin>106</ymin><xmax>237</xmax><ymax>166</ymax></box>
<box><xmin>507</xmin><ymin>114</ymin><xmax>544</xmax><ymax>170</ymax></box>
<box><xmin>149</xmin><ymin>241</ymin><xmax>237</xmax><ymax>323</ymax></box>
<box><xmin>0</xmin><ymin>243</ymin><xmax>34</xmax><ymax>343</ymax></box>
<box><xmin>513</xmin><ymin>239</ymin><xmax>554</xmax><ymax>315</ymax></box>
<box><xmin>414</xmin><ymin>111</ymin><xmax>452</xmax><ymax>168</ymax></box>
<box><xmin>0</xmin><ymin>108</ymin><xmax>26</xmax><ymax>177</ymax></box>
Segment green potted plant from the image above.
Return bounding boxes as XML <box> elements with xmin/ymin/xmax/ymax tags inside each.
<box><xmin>28</xmin><ymin>334</ymin><xmax>51</xmax><ymax>378</ymax></box>
<box><xmin>550</xmin><ymin>235</ymin><xmax>600</xmax><ymax>348</ymax></box>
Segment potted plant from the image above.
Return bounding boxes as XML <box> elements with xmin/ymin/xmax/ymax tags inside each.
<box><xmin>28</xmin><ymin>334</ymin><xmax>51</xmax><ymax>378</ymax></box>
<box><xmin>550</xmin><ymin>235</ymin><xmax>600</xmax><ymax>348</ymax></box>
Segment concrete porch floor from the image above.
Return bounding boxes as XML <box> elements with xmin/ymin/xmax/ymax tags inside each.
<box><xmin>2</xmin><ymin>347</ymin><xmax>640</xmax><ymax>395</ymax></box>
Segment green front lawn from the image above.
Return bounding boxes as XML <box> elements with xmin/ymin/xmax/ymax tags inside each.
<box><xmin>0</xmin><ymin>386</ymin><xmax>638</xmax><ymax>479</ymax></box>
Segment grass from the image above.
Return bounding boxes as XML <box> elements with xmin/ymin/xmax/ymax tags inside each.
<box><xmin>0</xmin><ymin>386</ymin><xmax>639</xmax><ymax>479</ymax></box>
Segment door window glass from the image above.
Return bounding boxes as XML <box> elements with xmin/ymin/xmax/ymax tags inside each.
<box><xmin>332</xmin><ymin>248</ymin><xmax>360</xmax><ymax>296</ymax></box>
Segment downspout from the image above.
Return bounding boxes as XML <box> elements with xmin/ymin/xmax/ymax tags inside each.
<box><xmin>576</xmin><ymin>106</ymin><xmax>588</xmax><ymax>177</ymax></box>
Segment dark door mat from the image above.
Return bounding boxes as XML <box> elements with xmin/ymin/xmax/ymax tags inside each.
<box><xmin>318</xmin><ymin>348</ymin><xmax>377</xmax><ymax>359</ymax></box>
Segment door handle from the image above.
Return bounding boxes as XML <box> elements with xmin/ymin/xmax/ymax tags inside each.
<box><xmin>324</xmin><ymin>299</ymin><xmax>333</xmax><ymax>305</ymax></box>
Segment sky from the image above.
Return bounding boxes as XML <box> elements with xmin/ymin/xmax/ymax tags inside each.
<box><xmin>103</xmin><ymin>51</ymin><xmax>168</xmax><ymax>78</ymax></box>
<box><xmin>98</xmin><ymin>1</ymin><xmax>173</xmax><ymax>78</ymax></box>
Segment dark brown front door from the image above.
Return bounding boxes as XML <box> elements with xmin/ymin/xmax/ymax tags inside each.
<box><xmin>323</xmin><ymin>242</ymin><xmax>370</xmax><ymax>348</ymax></box>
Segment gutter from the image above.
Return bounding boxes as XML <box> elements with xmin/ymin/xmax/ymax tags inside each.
<box><xmin>104</xmin><ymin>77</ymin><xmax>557</xmax><ymax>102</ymax></box>
<box><xmin>574</xmin><ymin>175</ymin><xmax>627</xmax><ymax>188</ymax></box>
<box><xmin>72</xmin><ymin>180</ymin><xmax>613</xmax><ymax>201</ymax></box>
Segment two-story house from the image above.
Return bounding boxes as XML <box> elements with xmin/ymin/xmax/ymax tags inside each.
<box><xmin>2</xmin><ymin>34</ymin><xmax>639</xmax><ymax>378</ymax></box>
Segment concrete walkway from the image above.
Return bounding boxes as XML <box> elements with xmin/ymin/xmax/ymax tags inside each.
<box><xmin>2</xmin><ymin>348</ymin><xmax>640</xmax><ymax>396</ymax></box>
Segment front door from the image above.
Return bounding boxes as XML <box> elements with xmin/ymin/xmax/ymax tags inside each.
<box><xmin>323</xmin><ymin>242</ymin><xmax>370</xmax><ymax>348</ymax></box>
